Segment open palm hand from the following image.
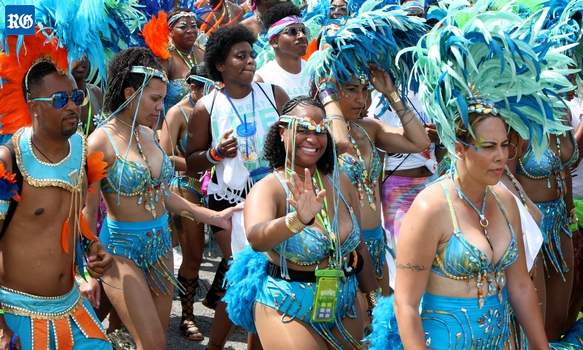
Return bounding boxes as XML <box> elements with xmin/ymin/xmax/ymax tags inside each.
<box><xmin>286</xmin><ymin>168</ymin><xmax>326</xmax><ymax>224</ymax></box>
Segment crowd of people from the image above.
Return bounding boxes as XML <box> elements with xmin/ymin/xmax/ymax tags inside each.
<box><xmin>0</xmin><ymin>0</ymin><xmax>581</xmax><ymax>349</ymax></box>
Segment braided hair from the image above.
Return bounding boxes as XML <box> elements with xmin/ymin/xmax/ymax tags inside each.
<box><xmin>264</xmin><ymin>96</ymin><xmax>335</xmax><ymax>174</ymax></box>
<box><xmin>103</xmin><ymin>47</ymin><xmax>164</xmax><ymax>114</ymax></box>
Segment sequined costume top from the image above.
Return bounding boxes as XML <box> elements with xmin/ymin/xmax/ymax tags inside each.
<box><xmin>517</xmin><ymin>137</ymin><xmax>578</xmax><ymax>189</ymax></box>
<box><xmin>100</xmin><ymin>128</ymin><xmax>174</xmax><ymax>196</ymax></box>
<box><xmin>338</xmin><ymin>123</ymin><xmax>382</xmax><ymax>186</ymax></box>
<box><xmin>272</xmin><ymin>172</ymin><xmax>361</xmax><ymax>266</ymax></box>
<box><xmin>165</xmin><ymin>79</ymin><xmax>189</xmax><ymax>112</ymax></box>
<box><xmin>432</xmin><ymin>182</ymin><xmax>518</xmax><ymax>284</ymax></box>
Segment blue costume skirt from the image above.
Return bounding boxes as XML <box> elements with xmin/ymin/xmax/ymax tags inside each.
<box><xmin>223</xmin><ymin>247</ymin><xmax>361</xmax><ymax>350</ymax></box>
<box><xmin>421</xmin><ymin>290</ymin><xmax>512</xmax><ymax>349</ymax></box>
<box><xmin>0</xmin><ymin>285</ymin><xmax>111</xmax><ymax>350</ymax></box>
<box><xmin>363</xmin><ymin>226</ymin><xmax>387</xmax><ymax>279</ymax></box>
<box><xmin>536</xmin><ymin>198</ymin><xmax>571</xmax><ymax>279</ymax></box>
<box><xmin>100</xmin><ymin>213</ymin><xmax>180</xmax><ymax>295</ymax></box>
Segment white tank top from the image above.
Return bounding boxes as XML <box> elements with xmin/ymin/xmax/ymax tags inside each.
<box><xmin>200</xmin><ymin>83</ymin><xmax>279</xmax><ymax>200</ymax></box>
<box><xmin>255</xmin><ymin>60</ymin><xmax>311</xmax><ymax>99</ymax></box>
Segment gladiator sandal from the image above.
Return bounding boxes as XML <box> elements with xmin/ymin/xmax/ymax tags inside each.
<box><xmin>177</xmin><ymin>275</ymin><xmax>204</xmax><ymax>341</ymax></box>
<box><xmin>202</xmin><ymin>258</ymin><xmax>229</xmax><ymax>310</ymax></box>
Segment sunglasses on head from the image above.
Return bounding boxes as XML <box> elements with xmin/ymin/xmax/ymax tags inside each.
<box><xmin>30</xmin><ymin>89</ymin><xmax>86</xmax><ymax>110</ymax></box>
<box><xmin>281</xmin><ymin>25</ymin><xmax>308</xmax><ymax>37</ymax></box>
<box><xmin>280</xmin><ymin>116</ymin><xmax>328</xmax><ymax>135</ymax></box>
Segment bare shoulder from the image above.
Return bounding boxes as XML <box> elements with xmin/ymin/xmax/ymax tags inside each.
<box><xmin>87</xmin><ymin>127</ymin><xmax>116</xmax><ymax>165</ymax></box>
<box><xmin>408</xmin><ymin>179</ymin><xmax>449</xmax><ymax>219</ymax></box>
<box><xmin>492</xmin><ymin>183</ymin><xmax>519</xmax><ymax>217</ymax></box>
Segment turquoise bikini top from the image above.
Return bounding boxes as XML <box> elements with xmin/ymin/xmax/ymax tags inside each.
<box><xmin>272</xmin><ymin>172</ymin><xmax>361</xmax><ymax>266</ymax></box>
<box><xmin>100</xmin><ymin>128</ymin><xmax>174</xmax><ymax>196</ymax></box>
<box><xmin>517</xmin><ymin>135</ymin><xmax>579</xmax><ymax>180</ymax></box>
<box><xmin>165</xmin><ymin>79</ymin><xmax>189</xmax><ymax>113</ymax></box>
<box><xmin>432</xmin><ymin>182</ymin><xmax>518</xmax><ymax>280</ymax></box>
<box><xmin>338</xmin><ymin>123</ymin><xmax>382</xmax><ymax>198</ymax></box>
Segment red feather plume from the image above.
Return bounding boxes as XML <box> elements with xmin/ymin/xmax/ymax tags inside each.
<box><xmin>142</xmin><ymin>11</ymin><xmax>171</xmax><ymax>60</ymax></box>
<box><xmin>86</xmin><ymin>151</ymin><xmax>108</xmax><ymax>193</ymax></box>
<box><xmin>0</xmin><ymin>29</ymin><xmax>68</xmax><ymax>134</ymax></box>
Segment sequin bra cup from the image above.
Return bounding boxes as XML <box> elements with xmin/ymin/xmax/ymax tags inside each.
<box><xmin>517</xmin><ymin>138</ymin><xmax>578</xmax><ymax>182</ymax></box>
<box><xmin>100</xmin><ymin>128</ymin><xmax>174</xmax><ymax>196</ymax></box>
<box><xmin>432</xmin><ymin>182</ymin><xmax>518</xmax><ymax>291</ymax></box>
<box><xmin>165</xmin><ymin>79</ymin><xmax>189</xmax><ymax>112</ymax></box>
<box><xmin>272</xmin><ymin>172</ymin><xmax>361</xmax><ymax>266</ymax></box>
<box><xmin>338</xmin><ymin>123</ymin><xmax>382</xmax><ymax>187</ymax></box>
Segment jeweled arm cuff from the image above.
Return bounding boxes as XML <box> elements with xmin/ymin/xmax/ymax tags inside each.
<box><xmin>0</xmin><ymin>200</ymin><xmax>9</xmax><ymax>220</ymax></box>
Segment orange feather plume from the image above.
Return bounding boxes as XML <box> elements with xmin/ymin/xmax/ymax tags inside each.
<box><xmin>142</xmin><ymin>11</ymin><xmax>171</xmax><ymax>60</ymax></box>
<box><xmin>79</xmin><ymin>212</ymin><xmax>98</xmax><ymax>242</ymax></box>
<box><xmin>86</xmin><ymin>151</ymin><xmax>108</xmax><ymax>193</ymax></box>
<box><xmin>0</xmin><ymin>29</ymin><xmax>68</xmax><ymax>135</ymax></box>
<box><xmin>61</xmin><ymin>218</ymin><xmax>70</xmax><ymax>254</ymax></box>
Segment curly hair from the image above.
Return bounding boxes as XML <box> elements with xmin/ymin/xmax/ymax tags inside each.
<box><xmin>204</xmin><ymin>25</ymin><xmax>256</xmax><ymax>82</ymax></box>
<box><xmin>264</xmin><ymin>96</ymin><xmax>335</xmax><ymax>174</ymax></box>
<box><xmin>262</xmin><ymin>2</ymin><xmax>301</xmax><ymax>30</ymax></box>
<box><xmin>103</xmin><ymin>47</ymin><xmax>164</xmax><ymax>113</ymax></box>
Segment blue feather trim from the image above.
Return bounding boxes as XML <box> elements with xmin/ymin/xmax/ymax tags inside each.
<box><xmin>364</xmin><ymin>295</ymin><xmax>403</xmax><ymax>350</ymax></box>
<box><xmin>223</xmin><ymin>246</ymin><xmax>269</xmax><ymax>333</ymax></box>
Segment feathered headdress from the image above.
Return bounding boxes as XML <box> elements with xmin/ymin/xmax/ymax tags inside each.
<box><xmin>409</xmin><ymin>0</ymin><xmax>575</xmax><ymax>157</ymax></box>
<box><xmin>0</xmin><ymin>0</ymin><xmax>146</xmax><ymax>82</ymax></box>
<box><xmin>142</xmin><ymin>11</ymin><xmax>171</xmax><ymax>60</ymax></box>
<box><xmin>305</xmin><ymin>5</ymin><xmax>426</xmax><ymax>96</ymax></box>
<box><xmin>0</xmin><ymin>29</ymin><xmax>68</xmax><ymax>134</ymax></box>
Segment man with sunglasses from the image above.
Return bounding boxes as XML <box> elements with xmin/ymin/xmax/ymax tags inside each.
<box><xmin>255</xmin><ymin>3</ymin><xmax>311</xmax><ymax>99</ymax></box>
<box><xmin>0</xmin><ymin>59</ymin><xmax>113</xmax><ymax>350</ymax></box>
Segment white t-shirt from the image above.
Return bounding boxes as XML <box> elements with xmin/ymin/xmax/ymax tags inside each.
<box><xmin>569</xmin><ymin>98</ymin><xmax>583</xmax><ymax>199</ymax></box>
<box><xmin>255</xmin><ymin>60</ymin><xmax>311</xmax><ymax>99</ymax></box>
<box><xmin>368</xmin><ymin>91</ymin><xmax>437</xmax><ymax>172</ymax></box>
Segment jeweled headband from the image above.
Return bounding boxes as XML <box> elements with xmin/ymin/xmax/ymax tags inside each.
<box><xmin>168</xmin><ymin>11</ymin><xmax>197</xmax><ymax>28</ymax></box>
<box><xmin>130</xmin><ymin>66</ymin><xmax>168</xmax><ymax>83</ymax></box>
<box><xmin>279</xmin><ymin>115</ymin><xmax>328</xmax><ymax>134</ymax></box>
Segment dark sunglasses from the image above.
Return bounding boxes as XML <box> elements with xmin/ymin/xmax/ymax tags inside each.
<box><xmin>30</xmin><ymin>89</ymin><xmax>86</xmax><ymax>109</ymax></box>
<box><xmin>281</xmin><ymin>25</ymin><xmax>309</xmax><ymax>37</ymax></box>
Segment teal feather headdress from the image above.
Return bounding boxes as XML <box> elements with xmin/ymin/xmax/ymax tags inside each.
<box><xmin>409</xmin><ymin>1</ymin><xmax>575</xmax><ymax>158</ymax></box>
<box><xmin>0</xmin><ymin>0</ymin><xmax>145</xmax><ymax>83</ymax></box>
<box><xmin>305</xmin><ymin>5</ymin><xmax>426</xmax><ymax>95</ymax></box>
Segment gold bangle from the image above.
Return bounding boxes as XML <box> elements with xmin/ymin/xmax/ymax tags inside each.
<box><xmin>285</xmin><ymin>212</ymin><xmax>305</xmax><ymax>233</ymax></box>
<box><xmin>388</xmin><ymin>91</ymin><xmax>401</xmax><ymax>104</ymax></box>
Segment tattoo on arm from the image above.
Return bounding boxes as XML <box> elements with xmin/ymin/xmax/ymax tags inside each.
<box><xmin>397</xmin><ymin>262</ymin><xmax>426</xmax><ymax>272</ymax></box>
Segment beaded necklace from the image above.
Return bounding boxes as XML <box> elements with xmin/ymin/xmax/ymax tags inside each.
<box><xmin>174</xmin><ymin>47</ymin><xmax>197</xmax><ymax>70</ymax></box>
<box><xmin>346</xmin><ymin>122</ymin><xmax>377</xmax><ymax>210</ymax></box>
<box><xmin>116</xmin><ymin>119</ymin><xmax>167</xmax><ymax>218</ymax></box>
